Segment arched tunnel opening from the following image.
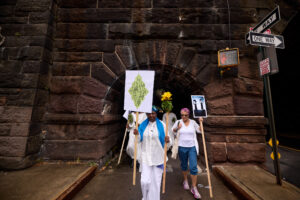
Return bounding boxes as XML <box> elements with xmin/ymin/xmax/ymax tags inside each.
<box><xmin>267</xmin><ymin>12</ymin><xmax>299</xmax><ymax>149</ymax></box>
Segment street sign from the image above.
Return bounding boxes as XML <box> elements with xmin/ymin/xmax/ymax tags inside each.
<box><xmin>252</xmin><ymin>6</ymin><xmax>281</xmax><ymax>34</ymax></box>
<box><xmin>246</xmin><ymin>29</ymin><xmax>272</xmax><ymax>45</ymax></box>
<box><xmin>259</xmin><ymin>58</ymin><xmax>271</xmax><ymax>76</ymax></box>
<box><xmin>249</xmin><ymin>32</ymin><xmax>285</xmax><ymax>49</ymax></box>
<box><xmin>245</xmin><ymin>6</ymin><xmax>280</xmax><ymax>45</ymax></box>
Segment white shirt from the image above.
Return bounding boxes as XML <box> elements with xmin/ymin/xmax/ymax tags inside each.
<box><xmin>138</xmin><ymin>120</ymin><xmax>172</xmax><ymax>166</ymax></box>
<box><xmin>163</xmin><ymin>112</ymin><xmax>177</xmax><ymax>144</ymax></box>
<box><xmin>163</xmin><ymin>112</ymin><xmax>177</xmax><ymax>132</ymax></box>
<box><xmin>172</xmin><ymin>119</ymin><xmax>201</xmax><ymax>154</ymax></box>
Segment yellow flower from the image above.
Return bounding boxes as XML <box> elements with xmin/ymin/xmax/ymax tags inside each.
<box><xmin>161</xmin><ymin>91</ymin><xmax>172</xmax><ymax>101</ymax></box>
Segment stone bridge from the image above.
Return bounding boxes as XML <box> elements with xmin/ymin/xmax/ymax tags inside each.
<box><xmin>0</xmin><ymin>0</ymin><xmax>298</xmax><ymax>169</ymax></box>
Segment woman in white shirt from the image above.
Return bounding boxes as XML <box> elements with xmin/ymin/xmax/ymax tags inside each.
<box><xmin>133</xmin><ymin>106</ymin><xmax>171</xmax><ymax>200</ymax></box>
<box><xmin>172</xmin><ymin>108</ymin><xmax>203</xmax><ymax>199</ymax></box>
<box><xmin>163</xmin><ymin>112</ymin><xmax>177</xmax><ymax>148</ymax></box>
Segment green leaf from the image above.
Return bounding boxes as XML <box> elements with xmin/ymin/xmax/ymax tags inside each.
<box><xmin>162</xmin><ymin>100</ymin><xmax>173</xmax><ymax>112</ymax></box>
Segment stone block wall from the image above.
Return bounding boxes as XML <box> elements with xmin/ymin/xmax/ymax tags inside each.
<box><xmin>201</xmin><ymin>75</ymin><xmax>267</xmax><ymax>164</ymax></box>
<box><xmin>0</xmin><ymin>0</ymin><xmax>54</xmax><ymax>169</ymax></box>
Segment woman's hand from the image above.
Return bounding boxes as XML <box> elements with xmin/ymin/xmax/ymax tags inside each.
<box><xmin>198</xmin><ymin>117</ymin><xmax>203</xmax><ymax>123</ymax></box>
<box><xmin>165</xmin><ymin>136</ymin><xmax>170</xmax><ymax>143</ymax></box>
<box><xmin>177</xmin><ymin>122</ymin><xmax>182</xmax><ymax>131</ymax></box>
<box><xmin>173</xmin><ymin>122</ymin><xmax>182</xmax><ymax>132</ymax></box>
<box><xmin>133</xmin><ymin>129</ymin><xmax>139</xmax><ymax>135</ymax></box>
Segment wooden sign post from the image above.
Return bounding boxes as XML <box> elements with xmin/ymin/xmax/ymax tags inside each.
<box><xmin>162</xmin><ymin>112</ymin><xmax>169</xmax><ymax>193</ymax></box>
<box><xmin>124</xmin><ymin>70</ymin><xmax>155</xmax><ymax>185</ymax></box>
<box><xmin>117</xmin><ymin>125</ymin><xmax>128</xmax><ymax>165</ymax></box>
<box><xmin>199</xmin><ymin>119</ymin><xmax>213</xmax><ymax>198</ymax></box>
<box><xmin>160</xmin><ymin>91</ymin><xmax>173</xmax><ymax>193</ymax></box>
<box><xmin>133</xmin><ymin>112</ymin><xmax>139</xmax><ymax>185</ymax></box>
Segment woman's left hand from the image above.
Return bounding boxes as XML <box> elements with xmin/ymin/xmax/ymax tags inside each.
<box><xmin>165</xmin><ymin>136</ymin><xmax>170</xmax><ymax>143</ymax></box>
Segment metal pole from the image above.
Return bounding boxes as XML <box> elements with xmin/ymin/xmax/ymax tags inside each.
<box><xmin>261</xmin><ymin>47</ymin><xmax>282</xmax><ymax>185</ymax></box>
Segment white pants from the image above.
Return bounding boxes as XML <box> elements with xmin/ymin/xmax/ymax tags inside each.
<box><xmin>140</xmin><ymin>163</ymin><xmax>163</xmax><ymax>200</ymax></box>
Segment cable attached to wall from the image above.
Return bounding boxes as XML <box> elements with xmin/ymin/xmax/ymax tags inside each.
<box><xmin>217</xmin><ymin>0</ymin><xmax>240</xmax><ymax>78</ymax></box>
<box><xmin>226</xmin><ymin>0</ymin><xmax>231</xmax><ymax>48</ymax></box>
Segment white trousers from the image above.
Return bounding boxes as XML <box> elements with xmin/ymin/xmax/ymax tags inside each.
<box><xmin>140</xmin><ymin>163</ymin><xmax>163</xmax><ymax>200</ymax></box>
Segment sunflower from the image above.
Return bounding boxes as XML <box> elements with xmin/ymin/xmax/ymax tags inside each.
<box><xmin>161</xmin><ymin>91</ymin><xmax>172</xmax><ymax>101</ymax></box>
<box><xmin>161</xmin><ymin>91</ymin><xmax>173</xmax><ymax>112</ymax></box>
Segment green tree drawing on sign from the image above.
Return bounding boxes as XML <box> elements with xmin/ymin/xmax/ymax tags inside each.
<box><xmin>129</xmin><ymin>74</ymin><xmax>149</xmax><ymax>108</ymax></box>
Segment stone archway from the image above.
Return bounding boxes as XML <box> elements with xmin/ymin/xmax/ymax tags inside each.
<box><xmin>44</xmin><ymin>40</ymin><xmax>212</xmax><ymax>162</ymax></box>
<box><xmin>1</xmin><ymin>0</ymin><xmax>298</xmax><ymax>169</ymax></box>
<box><xmin>44</xmin><ymin>38</ymin><xmax>267</xmax><ymax>166</ymax></box>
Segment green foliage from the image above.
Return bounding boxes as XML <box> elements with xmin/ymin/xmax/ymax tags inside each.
<box><xmin>161</xmin><ymin>100</ymin><xmax>173</xmax><ymax>112</ymax></box>
<box><xmin>128</xmin><ymin>113</ymin><xmax>133</xmax><ymax>124</ymax></box>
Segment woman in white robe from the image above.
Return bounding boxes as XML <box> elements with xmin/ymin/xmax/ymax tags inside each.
<box><xmin>134</xmin><ymin>106</ymin><xmax>172</xmax><ymax>200</ymax></box>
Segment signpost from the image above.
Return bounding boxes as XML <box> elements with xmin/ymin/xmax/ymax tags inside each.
<box><xmin>262</xmin><ymin>59</ymin><xmax>282</xmax><ymax>185</ymax></box>
<box><xmin>245</xmin><ymin>6</ymin><xmax>283</xmax><ymax>185</ymax></box>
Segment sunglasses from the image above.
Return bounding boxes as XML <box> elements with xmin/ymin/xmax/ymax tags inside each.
<box><xmin>181</xmin><ymin>114</ymin><xmax>189</xmax><ymax>117</ymax></box>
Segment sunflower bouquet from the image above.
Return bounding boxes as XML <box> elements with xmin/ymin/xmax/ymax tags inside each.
<box><xmin>161</xmin><ymin>91</ymin><xmax>173</xmax><ymax>112</ymax></box>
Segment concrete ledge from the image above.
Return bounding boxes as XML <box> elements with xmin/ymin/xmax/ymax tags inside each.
<box><xmin>213</xmin><ymin>165</ymin><xmax>300</xmax><ymax>200</ymax></box>
<box><xmin>0</xmin><ymin>163</ymin><xmax>97</xmax><ymax>200</ymax></box>
<box><xmin>54</xmin><ymin>165</ymin><xmax>97</xmax><ymax>200</ymax></box>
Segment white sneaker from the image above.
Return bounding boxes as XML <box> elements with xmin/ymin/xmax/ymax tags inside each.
<box><xmin>191</xmin><ymin>187</ymin><xmax>201</xmax><ymax>199</ymax></box>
